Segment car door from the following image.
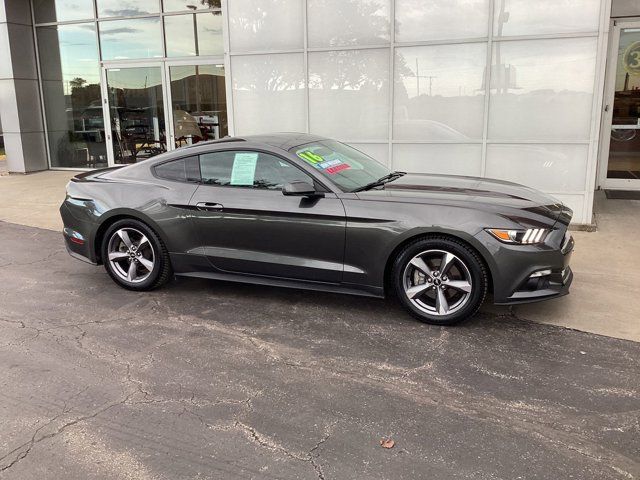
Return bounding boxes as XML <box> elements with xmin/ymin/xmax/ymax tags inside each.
<box><xmin>189</xmin><ymin>148</ymin><xmax>346</xmax><ymax>283</ymax></box>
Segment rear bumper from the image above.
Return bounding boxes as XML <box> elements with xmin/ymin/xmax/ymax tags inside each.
<box><xmin>60</xmin><ymin>201</ymin><xmax>98</xmax><ymax>264</ymax></box>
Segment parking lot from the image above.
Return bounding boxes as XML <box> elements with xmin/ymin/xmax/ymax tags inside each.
<box><xmin>0</xmin><ymin>220</ymin><xmax>639</xmax><ymax>479</ymax></box>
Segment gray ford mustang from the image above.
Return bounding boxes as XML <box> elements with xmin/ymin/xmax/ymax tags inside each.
<box><xmin>61</xmin><ymin>133</ymin><xmax>574</xmax><ymax>325</ymax></box>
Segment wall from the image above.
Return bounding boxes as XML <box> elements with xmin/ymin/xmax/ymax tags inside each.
<box><xmin>0</xmin><ymin>0</ymin><xmax>47</xmax><ymax>173</ymax></box>
<box><xmin>226</xmin><ymin>0</ymin><xmax>610</xmax><ymax>225</ymax></box>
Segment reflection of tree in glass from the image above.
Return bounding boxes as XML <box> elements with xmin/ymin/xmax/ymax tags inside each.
<box><xmin>308</xmin><ymin>0</ymin><xmax>389</xmax><ymax>46</ymax></box>
<box><xmin>200</xmin><ymin>0</ymin><xmax>221</xmax><ymax>7</ymax></box>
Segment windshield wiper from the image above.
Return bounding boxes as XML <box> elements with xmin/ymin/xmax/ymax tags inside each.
<box><xmin>352</xmin><ymin>171</ymin><xmax>406</xmax><ymax>192</ymax></box>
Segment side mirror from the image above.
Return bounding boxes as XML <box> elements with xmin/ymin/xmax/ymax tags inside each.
<box><xmin>282</xmin><ymin>181</ymin><xmax>324</xmax><ymax>197</ymax></box>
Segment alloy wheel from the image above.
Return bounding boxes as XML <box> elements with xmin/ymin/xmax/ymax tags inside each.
<box><xmin>402</xmin><ymin>249</ymin><xmax>473</xmax><ymax>316</ymax></box>
<box><xmin>107</xmin><ymin>227</ymin><xmax>155</xmax><ymax>283</ymax></box>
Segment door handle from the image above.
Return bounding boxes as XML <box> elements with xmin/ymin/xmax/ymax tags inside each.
<box><xmin>196</xmin><ymin>202</ymin><xmax>224</xmax><ymax>211</ymax></box>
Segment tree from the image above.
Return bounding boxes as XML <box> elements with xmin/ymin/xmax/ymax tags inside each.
<box><xmin>69</xmin><ymin>77</ymin><xmax>87</xmax><ymax>90</ymax></box>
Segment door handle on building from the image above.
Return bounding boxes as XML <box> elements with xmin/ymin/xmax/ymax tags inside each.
<box><xmin>195</xmin><ymin>202</ymin><xmax>224</xmax><ymax>211</ymax></box>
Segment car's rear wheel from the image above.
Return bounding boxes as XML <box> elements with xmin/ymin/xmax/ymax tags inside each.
<box><xmin>391</xmin><ymin>237</ymin><xmax>488</xmax><ymax>325</ymax></box>
<box><xmin>101</xmin><ymin>219</ymin><xmax>171</xmax><ymax>291</ymax></box>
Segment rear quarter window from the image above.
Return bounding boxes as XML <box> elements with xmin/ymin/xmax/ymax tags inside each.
<box><xmin>154</xmin><ymin>156</ymin><xmax>200</xmax><ymax>182</ymax></box>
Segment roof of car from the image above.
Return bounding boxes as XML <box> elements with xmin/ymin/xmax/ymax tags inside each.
<box><xmin>182</xmin><ymin>132</ymin><xmax>329</xmax><ymax>152</ymax></box>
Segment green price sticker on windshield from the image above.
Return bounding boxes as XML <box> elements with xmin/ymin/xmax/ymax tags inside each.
<box><xmin>297</xmin><ymin>151</ymin><xmax>325</xmax><ymax>164</ymax></box>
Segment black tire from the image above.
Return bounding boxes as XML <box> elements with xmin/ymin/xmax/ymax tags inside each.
<box><xmin>391</xmin><ymin>236</ymin><xmax>488</xmax><ymax>326</ymax></box>
<box><xmin>101</xmin><ymin>218</ymin><xmax>172</xmax><ymax>291</ymax></box>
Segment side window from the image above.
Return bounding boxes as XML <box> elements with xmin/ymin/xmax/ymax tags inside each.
<box><xmin>199</xmin><ymin>150</ymin><xmax>314</xmax><ymax>190</ymax></box>
<box><xmin>154</xmin><ymin>156</ymin><xmax>200</xmax><ymax>182</ymax></box>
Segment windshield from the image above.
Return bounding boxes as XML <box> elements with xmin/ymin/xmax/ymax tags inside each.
<box><xmin>292</xmin><ymin>140</ymin><xmax>391</xmax><ymax>192</ymax></box>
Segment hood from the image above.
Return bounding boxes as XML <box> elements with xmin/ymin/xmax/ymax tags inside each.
<box><xmin>361</xmin><ymin>173</ymin><xmax>572</xmax><ymax>226</ymax></box>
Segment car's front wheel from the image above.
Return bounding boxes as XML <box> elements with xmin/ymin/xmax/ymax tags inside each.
<box><xmin>101</xmin><ymin>219</ymin><xmax>171</xmax><ymax>291</ymax></box>
<box><xmin>392</xmin><ymin>236</ymin><xmax>488</xmax><ymax>325</ymax></box>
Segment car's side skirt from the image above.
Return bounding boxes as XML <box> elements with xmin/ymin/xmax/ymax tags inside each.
<box><xmin>170</xmin><ymin>253</ymin><xmax>384</xmax><ymax>298</ymax></box>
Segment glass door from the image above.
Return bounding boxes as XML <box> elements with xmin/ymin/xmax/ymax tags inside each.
<box><xmin>165</xmin><ymin>61</ymin><xmax>228</xmax><ymax>149</ymax></box>
<box><xmin>102</xmin><ymin>64</ymin><xmax>170</xmax><ymax>166</ymax></box>
<box><xmin>601</xmin><ymin>21</ymin><xmax>640</xmax><ymax>189</ymax></box>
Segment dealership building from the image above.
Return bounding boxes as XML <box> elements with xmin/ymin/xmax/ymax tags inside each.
<box><xmin>1</xmin><ymin>0</ymin><xmax>640</xmax><ymax>224</ymax></box>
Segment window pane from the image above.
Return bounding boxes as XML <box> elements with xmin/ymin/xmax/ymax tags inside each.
<box><xmin>99</xmin><ymin>18</ymin><xmax>162</xmax><ymax>60</ymax></box>
<box><xmin>196</xmin><ymin>12</ymin><xmax>224</xmax><ymax>56</ymax></box>
<box><xmin>231</xmin><ymin>53</ymin><xmax>305</xmax><ymax>134</ymax></box>
<box><xmin>228</xmin><ymin>0</ymin><xmax>303</xmax><ymax>52</ymax></box>
<box><xmin>37</xmin><ymin>24</ymin><xmax>105</xmax><ymax>169</ymax></box>
<box><xmin>163</xmin><ymin>0</ymin><xmax>221</xmax><ymax>11</ymax></box>
<box><xmin>170</xmin><ymin>64</ymin><xmax>228</xmax><ymax>144</ymax></box>
<box><xmin>97</xmin><ymin>0</ymin><xmax>159</xmax><ymax>17</ymax></box>
<box><xmin>164</xmin><ymin>14</ymin><xmax>196</xmax><ymax>57</ymax></box>
<box><xmin>106</xmin><ymin>67</ymin><xmax>166</xmax><ymax>165</ymax></box>
<box><xmin>393</xmin><ymin>144</ymin><xmax>483</xmax><ymax>176</ymax></box>
<box><xmin>488</xmin><ymin>37</ymin><xmax>597</xmax><ymax>141</ymax></box>
<box><xmin>155</xmin><ymin>158</ymin><xmax>187</xmax><ymax>181</ymax></box>
<box><xmin>395</xmin><ymin>0</ymin><xmax>489</xmax><ymax>43</ymax></box>
<box><xmin>307</xmin><ymin>0</ymin><xmax>390</xmax><ymax>47</ymax></box>
<box><xmin>34</xmin><ymin>0</ymin><xmax>94</xmax><ymax>23</ymax></box>
<box><xmin>155</xmin><ymin>157</ymin><xmax>200</xmax><ymax>182</ymax></box>
<box><xmin>494</xmin><ymin>0</ymin><xmax>600</xmax><ymax>37</ymax></box>
<box><xmin>394</xmin><ymin>43</ymin><xmax>486</xmax><ymax>141</ymax></box>
<box><xmin>309</xmin><ymin>49</ymin><xmax>389</xmax><ymax>141</ymax></box>
<box><xmin>164</xmin><ymin>13</ymin><xmax>223</xmax><ymax>57</ymax></box>
<box><xmin>200</xmin><ymin>151</ymin><xmax>312</xmax><ymax>189</ymax></box>
<box><xmin>486</xmin><ymin>144</ymin><xmax>588</xmax><ymax>192</ymax></box>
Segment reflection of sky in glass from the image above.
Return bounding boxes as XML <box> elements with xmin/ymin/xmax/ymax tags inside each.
<box><xmin>165</xmin><ymin>15</ymin><xmax>197</xmax><ymax>57</ymax></box>
<box><xmin>99</xmin><ymin>18</ymin><xmax>162</xmax><ymax>60</ymax></box>
<box><xmin>396</xmin><ymin>44</ymin><xmax>486</xmax><ymax>98</ymax></box>
<box><xmin>107</xmin><ymin>67</ymin><xmax>163</xmax><ymax>90</ymax></box>
<box><xmin>164</xmin><ymin>13</ymin><xmax>223</xmax><ymax>57</ymax></box>
<box><xmin>493</xmin><ymin>37</ymin><xmax>596</xmax><ymax>94</ymax></box>
<box><xmin>170</xmin><ymin>64</ymin><xmax>224</xmax><ymax>82</ymax></box>
<box><xmin>38</xmin><ymin>24</ymin><xmax>100</xmax><ymax>94</ymax></box>
<box><xmin>493</xmin><ymin>0</ymin><xmax>600</xmax><ymax>36</ymax></box>
<box><xmin>163</xmin><ymin>0</ymin><xmax>221</xmax><ymax>11</ymax></box>
<box><xmin>395</xmin><ymin>0</ymin><xmax>489</xmax><ymax>42</ymax></box>
<box><xmin>307</xmin><ymin>0</ymin><xmax>389</xmax><ymax>47</ymax></box>
<box><xmin>197</xmin><ymin>12</ymin><xmax>224</xmax><ymax>56</ymax></box>
<box><xmin>34</xmin><ymin>0</ymin><xmax>94</xmax><ymax>23</ymax></box>
<box><xmin>97</xmin><ymin>0</ymin><xmax>158</xmax><ymax>17</ymax></box>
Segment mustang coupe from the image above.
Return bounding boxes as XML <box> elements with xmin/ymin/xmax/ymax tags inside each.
<box><xmin>61</xmin><ymin>133</ymin><xmax>574</xmax><ymax>325</ymax></box>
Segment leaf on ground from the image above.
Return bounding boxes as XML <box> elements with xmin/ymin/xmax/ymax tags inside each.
<box><xmin>380</xmin><ymin>438</ymin><xmax>395</xmax><ymax>449</ymax></box>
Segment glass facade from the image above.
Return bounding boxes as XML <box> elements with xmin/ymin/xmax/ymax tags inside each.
<box><xmin>227</xmin><ymin>0</ymin><xmax>605</xmax><ymax>223</ymax></box>
<box><xmin>32</xmin><ymin>0</ymin><xmax>608</xmax><ymax>223</ymax></box>
<box><xmin>35</xmin><ymin>0</ymin><xmax>226</xmax><ymax>169</ymax></box>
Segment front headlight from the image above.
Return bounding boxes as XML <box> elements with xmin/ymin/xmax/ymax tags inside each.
<box><xmin>486</xmin><ymin>228</ymin><xmax>550</xmax><ymax>245</ymax></box>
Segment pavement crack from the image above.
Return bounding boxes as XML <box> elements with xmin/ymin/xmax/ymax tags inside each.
<box><xmin>0</xmin><ymin>387</ymin><xmax>128</xmax><ymax>474</ymax></box>
<box><xmin>234</xmin><ymin>420</ymin><xmax>337</xmax><ymax>480</ymax></box>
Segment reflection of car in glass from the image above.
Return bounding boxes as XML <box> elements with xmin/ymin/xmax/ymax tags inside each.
<box><xmin>393</xmin><ymin>119</ymin><xmax>472</xmax><ymax>142</ymax></box>
<box><xmin>61</xmin><ymin>133</ymin><xmax>574</xmax><ymax>326</ymax></box>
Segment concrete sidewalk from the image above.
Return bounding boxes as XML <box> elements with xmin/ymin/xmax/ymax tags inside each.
<box><xmin>1</xmin><ymin>170</ymin><xmax>638</xmax><ymax>342</ymax></box>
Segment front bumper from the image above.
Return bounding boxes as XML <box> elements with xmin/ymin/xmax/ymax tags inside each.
<box><xmin>478</xmin><ymin>228</ymin><xmax>575</xmax><ymax>305</ymax></box>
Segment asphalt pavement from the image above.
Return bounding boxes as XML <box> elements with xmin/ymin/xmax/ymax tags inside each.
<box><xmin>0</xmin><ymin>221</ymin><xmax>638</xmax><ymax>480</ymax></box>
